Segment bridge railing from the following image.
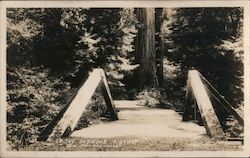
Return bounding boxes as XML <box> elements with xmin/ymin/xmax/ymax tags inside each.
<box><xmin>199</xmin><ymin>74</ymin><xmax>244</xmax><ymax>126</ymax></box>
<box><xmin>183</xmin><ymin>70</ymin><xmax>225</xmax><ymax>139</ymax></box>
<box><xmin>38</xmin><ymin>68</ymin><xmax>118</xmax><ymax>141</ymax></box>
<box><xmin>183</xmin><ymin>70</ymin><xmax>244</xmax><ymax>140</ymax></box>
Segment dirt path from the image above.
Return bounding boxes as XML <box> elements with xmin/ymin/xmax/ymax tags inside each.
<box><xmin>71</xmin><ymin>100</ymin><xmax>206</xmax><ymax>139</ymax></box>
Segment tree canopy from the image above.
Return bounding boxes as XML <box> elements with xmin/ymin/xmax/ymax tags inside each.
<box><xmin>164</xmin><ymin>8</ymin><xmax>243</xmax><ymax>107</ymax></box>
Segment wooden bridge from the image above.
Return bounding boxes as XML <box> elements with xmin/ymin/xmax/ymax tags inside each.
<box><xmin>37</xmin><ymin>68</ymin><xmax>243</xmax><ymax>143</ymax></box>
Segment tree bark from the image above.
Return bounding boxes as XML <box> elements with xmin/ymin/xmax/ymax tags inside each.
<box><xmin>155</xmin><ymin>8</ymin><xmax>164</xmax><ymax>86</ymax></box>
<box><xmin>135</xmin><ymin>8</ymin><xmax>158</xmax><ymax>90</ymax></box>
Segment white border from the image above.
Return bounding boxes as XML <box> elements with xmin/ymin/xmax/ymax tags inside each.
<box><xmin>0</xmin><ymin>0</ymin><xmax>249</xmax><ymax>8</ymax></box>
<box><xmin>0</xmin><ymin>1</ymin><xmax>249</xmax><ymax>157</ymax></box>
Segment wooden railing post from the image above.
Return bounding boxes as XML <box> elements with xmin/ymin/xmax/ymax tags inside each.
<box><xmin>183</xmin><ymin>79</ymin><xmax>193</xmax><ymax>121</ymax></box>
<box><xmin>184</xmin><ymin>70</ymin><xmax>225</xmax><ymax>139</ymax></box>
<box><xmin>98</xmin><ymin>69</ymin><xmax>118</xmax><ymax>120</ymax></box>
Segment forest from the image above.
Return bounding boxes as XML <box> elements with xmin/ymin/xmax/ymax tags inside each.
<box><xmin>6</xmin><ymin>8</ymin><xmax>243</xmax><ymax>150</ymax></box>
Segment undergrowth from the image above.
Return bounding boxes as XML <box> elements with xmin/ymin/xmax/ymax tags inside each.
<box><xmin>74</xmin><ymin>91</ymin><xmax>109</xmax><ymax>130</ymax></box>
<box><xmin>136</xmin><ymin>88</ymin><xmax>173</xmax><ymax>109</ymax></box>
<box><xmin>7</xmin><ymin>65</ymin><xmax>109</xmax><ymax>151</ymax></box>
<box><xmin>7</xmin><ymin>65</ymin><xmax>75</xmax><ymax>150</ymax></box>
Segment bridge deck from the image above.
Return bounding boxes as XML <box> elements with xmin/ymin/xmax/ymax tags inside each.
<box><xmin>71</xmin><ymin>100</ymin><xmax>206</xmax><ymax>139</ymax></box>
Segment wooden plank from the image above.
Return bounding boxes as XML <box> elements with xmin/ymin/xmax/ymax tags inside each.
<box><xmin>38</xmin><ymin>69</ymin><xmax>118</xmax><ymax>141</ymax></box>
<box><xmin>188</xmin><ymin>70</ymin><xmax>225</xmax><ymax>139</ymax></box>
<box><xmin>37</xmin><ymin>96</ymin><xmax>75</xmax><ymax>141</ymax></box>
<box><xmin>98</xmin><ymin>69</ymin><xmax>118</xmax><ymax>120</ymax></box>
<box><xmin>48</xmin><ymin>69</ymin><xmax>103</xmax><ymax>140</ymax></box>
<box><xmin>199</xmin><ymin>73</ymin><xmax>244</xmax><ymax>126</ymax></box>
<box><xmin>183</xmin><ymin>79</ymin><xmax>194</xmax><ymax>121</ymax></box>
<box><xmin>227</xmin><ymin>137</ymin><xmax>244</xmax><ymax>143</ymax></box>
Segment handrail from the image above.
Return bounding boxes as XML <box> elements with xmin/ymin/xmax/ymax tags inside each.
<box><xmin>37</xmin><ymin>68</ymin><xmax>118</xmax><ymax>141</ymax></box>
<box><xmin>199</xmin><ymin>73</ymin><xmax>244</xmax><ymax>126</ymax></box>
<box><xmin>184</xmin><ymin>70</ymin><xmax>225</xmax><ymax>139</ymax></box>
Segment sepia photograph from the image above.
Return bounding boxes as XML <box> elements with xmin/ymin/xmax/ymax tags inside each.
<box><xmin>0</xmin><ymin>0</ymin><xmax>249</xmax><ymax>157</ymax></box>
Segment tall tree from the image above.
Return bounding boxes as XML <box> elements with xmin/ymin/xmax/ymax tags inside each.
<box><xmin>135</xmin><ymin>8</ymin><xmax>158</xmax><ymax>90</ymax></box>
<box><xmin>155</xmin><ymin>8</ymin><xmax>164</xmax><ymax>85</ymax></box>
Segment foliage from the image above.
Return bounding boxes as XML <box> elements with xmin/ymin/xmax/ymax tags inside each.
<box><xmin>74</xmin><ymin>91</ymin><xmax>108</xmax><ymax>130</ymax></box>
<box><xmin>164</xmin><ymin>8</ymin><xmax>244</xmax><ymax>107</ymax></box>
<box><xmin>7</xmin><ymin>8</ymin><xmax>45</xmax><ymax>66</ymax></box>
<box><xmin>7</xmin><ymin>8</ymin><xmax>138</xmax><ymax>91</ymax></box>
<box><xmin>6</xmin><ymin>7</ymin><xmax>244</xmax><ymax>150</ymax></box>
<box><xmin>224</xmin><ymin>117</ymin><xmax>244</xmax><ymax>138</ymax></box>
<box><xmin>162</xmin><ymin>59</ymin><xmax>185</xmax><ymax>111</ymax></box>
<box><xmin>6</xmin><ymin>8</ymin><xmax>138</xmax><ymax>150</ymax></box>
<box><xmin>59</xmin><ymin>8</ymin><xmax>138</xmax><ymax>92</ymax></box>
<box><xmin>136</xmin><ymin>88</ymin><xmax>172</xmax><ymax>108</ymax></box>
<box><xmin>162</xmin><ymin>8</ymin><xmax>244</xmax><ymax>137</ymax></box>
<box><xmin>7</xmin><ymin>65</ymin><xmax>73</xmax><ymax>150</ymax></box>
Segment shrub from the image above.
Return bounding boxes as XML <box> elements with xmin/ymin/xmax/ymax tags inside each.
<box><xmin>136</xmin><ymin>88</ymin><xmax>172</xmax><ymax>109</ymax></box>
<box><xmin>74</xmin><ymin>90</ymin><xmax>108</xmax><ymax>130</ymax></box>
<box><xmin>7</xmin><ymin>65</ymin><xmax>73</xmax><ymax>150</ymax></box>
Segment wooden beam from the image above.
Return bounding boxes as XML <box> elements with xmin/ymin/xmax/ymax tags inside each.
<box><xmin>188</xmin><ymin>70</ymin><xmax>225</xmax><ymax>139</ymax></box>
<box><xmin>37</xmin><ymin>69</ymin><xmax>118</xmax><ymax>141</ymax></box>
<box><xmin>49</xmin><ymin>69</ymin><xmax>103</xmax><ymax>140</ymax></box>
<box><xmin>183</xmin><ymin>79</ymin><xmax>194</xmax><ymax>121</ymax></box>
<box><xmin>99</xmin><ymin>69</ymin><xmax>118</xmax><ymax>120</ymax></box>
<box><xmin>37</xmin><ymin>97</ymin><xmax>75</xmax><ymax>141</ymax></box>
<box><xmin>199</xmin><ymin>73</ymin><xmax>244</xmax><ymax>126</ymax></box>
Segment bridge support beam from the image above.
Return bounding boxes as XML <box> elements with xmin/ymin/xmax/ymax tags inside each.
<box><xmin>184</xmin><ymin>70</ymin><xmax>225</xmax><ymax>139</ymax></box>
<box><xmin>38</xmin><ymin>69</ymin><xmax>118</xmax><ymax>141</ymax></box>
<box><xmin>199</xmin><ymin>74</ymin><xmax>244</xmax><ymax>126</ymax></box>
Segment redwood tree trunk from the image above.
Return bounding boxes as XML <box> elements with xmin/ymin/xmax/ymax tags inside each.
<box><xmin>135</xmin><ymin>8</ymin><xmax>158</xmax><ymax>90</ymax></box>
<box><xmin>155</xmin><ymin>8</ymin><xmax>164</xmax><ymax>86</ymax></box>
